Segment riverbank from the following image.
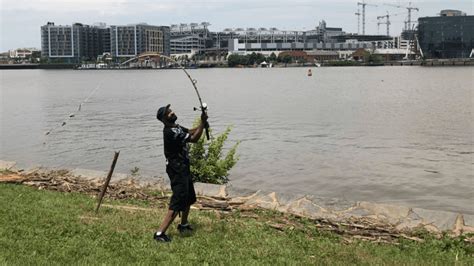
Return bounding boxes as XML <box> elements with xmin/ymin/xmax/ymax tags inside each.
<box><xmin>1</xmin><ymin>58</ymin><xmax>472</xmax><ymax>70</ymax></box>
<box><xmin>2</xmin><ymin>160</ymin><xmax>473</xmax><ymax>241</ymax></box>
<box><xmin>0</xmin><ymin>63</ymin><xmax>76</xmax><ymax>69</ymax></box>
<box><xmin>3</xmin><ymin>183</ymin><xmax>473</xmax><ymax>264</ymax></box>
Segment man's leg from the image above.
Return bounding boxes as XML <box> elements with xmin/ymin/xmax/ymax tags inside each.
<box><xmin>159</xmin><ymin>168</ymin><xmax>182</xmax><ymax>234</ymax></box>
<box><xmin>158</xmin><ymin>209</ymin><xmax>178</xmax><ymax>233</ymax></box>
<box><xmin>180</xmin><ymin>205</ymin><xmax>190</xmax><ymax>225</ymax></box>
<box><xmin>180</xmin><ymin>172</ymin><xmax>196</xmax><ymax>226</ymax></box>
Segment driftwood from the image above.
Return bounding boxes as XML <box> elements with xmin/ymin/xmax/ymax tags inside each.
<box><xmin>96</xmin><ymin>151</ymin><xmax>120</xmax><ymax>213</ymax></box>
<box><xmin>199</xmin><ymin>200</ymin><xmax>231</xmax><ymax>210</ymax></box>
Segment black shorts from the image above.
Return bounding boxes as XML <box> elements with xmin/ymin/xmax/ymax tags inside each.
<box><xmin>166</xmin><ymin>163</ymin><xmax>196</xmax><ymax>211</ymax></box>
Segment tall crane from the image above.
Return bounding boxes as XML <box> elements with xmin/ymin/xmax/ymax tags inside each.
<box><xmin>384</xmin><ymin>2</ymin><xmax>419</xmax><ymax>30</ymax></box>
<box><xmin>355</xmin><ymin>8</ymin><xmax>361</xmax><ymax>34</ymax></box>
<box><xmin>357</xmin><ymin>1</ymin><xmax>378</xmax><ymax>35</ymax></box>
<box><xmin>377</xmin><ymin>12</ymin><xmax>391</xmax><ymax>36</ymax></box>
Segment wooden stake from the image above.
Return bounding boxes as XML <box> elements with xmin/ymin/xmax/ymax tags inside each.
<box><xmin>95</xmin><ymin>151</ymin><xmax>120</xmax><ymax>213</ymax></box>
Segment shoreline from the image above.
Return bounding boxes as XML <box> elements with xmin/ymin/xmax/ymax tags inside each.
<box><xmin>1</xmin><ymin>160</ymin><xmax>473</xmax><ymax>238</ymax></box>
<box><xmin>1</xmin><ymin>58</ymin><xmax>473</xmax><ymax>70</ymax></box>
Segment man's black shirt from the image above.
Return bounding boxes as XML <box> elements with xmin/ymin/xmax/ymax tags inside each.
<box><xmin>163</xmin><ymin>125</ymin><xmax>191</xmax><ymax>168</ymax></box>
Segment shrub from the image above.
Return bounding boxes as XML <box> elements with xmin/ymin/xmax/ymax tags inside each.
<box><xmin>190</xmin><ymin>123</ymin><xmax>240</xmax><ymax>184</ymax></box>
<box><xmin>130</xmin><ymin>166</ymin><xmax>140</xmax><ymax>177</ymax></box>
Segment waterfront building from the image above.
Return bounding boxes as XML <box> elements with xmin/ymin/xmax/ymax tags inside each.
<box><xmin>169</xmin><ymin>20</ymin><xmax>399</xmax><ymax>56</ymax></box>
<box><xmin>41</xmin><ymin>22</ymin><xmax>110</xmax><ymax>62</ymax></box>
<box><xmin>8</xmin><ymin>48</ymin><xmax>39</xmax><ymax>58</ymax></box>
<box><xmin>76</xmin><ymin>23</ymin><xmax>111</xmax><ymax>60</ymax></box>
<box><xmin>440</xmin><ymin>9</ymin><xmax>466</xmax><ymax>17</ymax></box>
<box><xmin>110</xmin><ymin>24</ymin><xmax>170</xmax><ymax>58</ymax></box>
<box><xmin>220</xmin><ymin>21</ymin><xmax>394</xmax><ymax>53</ymax></box>
<box><xmin>418</xmin><ymin>10</ymin><xmax>473</xmax><ymax>58</ymax></box>
<box><xmin>41</xmin><ymin>22</ymin><xmax>76</xmax><ymax>61</ymax></box>
<box><xmin>170</xmin><ymin>23</ymin><xmax>210</xmax><ymax>54</ymax></box>
<box><xmin>315</xmin><ymin>20</ymin><xmax>345</xmax><ymax>43</ymax></box>
<box><xmin>41</xmin><ymin>22</ymin><xmax>170</xmax><ymax>62</ymax></box>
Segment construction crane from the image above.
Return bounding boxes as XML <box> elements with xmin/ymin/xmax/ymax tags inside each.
<box><xmin>384</xmin><ymin>2</ymin><xmax>419</xmax><ymax>30</ymax></box>
<box><xmin>355</xmin><ymin>7</ymin><xmax>361</xmax><ymax>34</ymax></box>
<box><xmin>377</xmin><ymin>12</ymin><xmax>391</xmax><ymax>36</ymax></box>
<box><xmin>358</xmin><ymin>1</ymin><xmax>378</xmax><ymax>35</ymax></box>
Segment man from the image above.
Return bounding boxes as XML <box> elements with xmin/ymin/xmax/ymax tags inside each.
<box><xmin>154</xmin><ymin>104</ymin><xmax>208</xmax><ymax>242</ymax></box>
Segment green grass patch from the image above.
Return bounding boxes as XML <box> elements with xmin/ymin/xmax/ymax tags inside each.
<box><xmin>0</xmin><ymin>184</ymin><xmax>472</xmax><ymax>264</ymax></box>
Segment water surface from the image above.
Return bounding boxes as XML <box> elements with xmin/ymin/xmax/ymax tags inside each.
<box><xmin>1</xmin><ymin>67</ymin><xmax>472</xmax><ymax>213</ymax></box>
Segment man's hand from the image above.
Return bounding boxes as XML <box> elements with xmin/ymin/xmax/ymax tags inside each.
<box><xmin>189</xmin><ymin>112</ymin><xmax>209</xmax><ymax>143</ymax></box>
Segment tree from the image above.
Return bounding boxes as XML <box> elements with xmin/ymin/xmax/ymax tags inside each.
<box><xmin>248</xmin><ymin>52</ymin><xmax>258</xmax><ymax>65</ymax></box>
<box><xmin>279</xmin><ymin>54</ymin><xmax>292</xmax><ymax>67</ymax></box>
<box><xmin>268</xmin><ymin>52</ymin><xmax>277</xmax><ymax>62</ymax></box>
<box><xmin>189</xmin><ymin>123</ymin><xmax>240</xmax><ymax>184</ymax></box>
<box><xmin>255</xmin><ymin>53</ymin><xmax>266</xmax><ymax>64</ymax></box>
<box><xmin>227</xmin><ymin>54</ymin><xmax>241</xmax><ymax>67</ymax></box>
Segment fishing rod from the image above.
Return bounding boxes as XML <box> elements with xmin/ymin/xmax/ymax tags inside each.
<box><xmin>120</xmin><ymin>53</ymin><xmax>211</xmax><ymax>140</ymax></box>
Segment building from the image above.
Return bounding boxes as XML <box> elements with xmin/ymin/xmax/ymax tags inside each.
<box><xmin>315</xmin><ymin>20</ymin><xmax>345</xmax><ymax>43</ymax></box>
<box><xmin>41</xmin><ymin>22</ymin><xmax>76</xmax><ymax>61</ymax></box>
<box><xmin>41</xmin><ymin>22</ymin><xmax>110</xmax><ymax>62</ymax></box>
<box><xmin>8</xmin><ymin>48</ymin><xmax>39</xmax><ymax>58</ymax></box>
<box><xmin>170</xmin><ymin>23</ymin><xmax>211</xmax><ymax>54</ymax></box>
<box><xmin>220</xmin><ymin>21</ymin><xmax>395</xmax><ymax>53</ymax></box>
<box><xmin>306</xmin><ymin>50</ymin><xmax>339</xmax><ymax>61</ymax></box>
<box><xmin>41</xmin><ymin>22</ymin><xmax>170</xmax><ymax>62</ymax></box>
<box><xmin>418</xmin><ymin>10</ymin><xmax>473</xmax><ymax>58</ymax></box>
<box><xmin>75</xmin><ymin>23</ymin><xmax>110</xmax><ymax>61</ymax></box>
<box><xmin>440</xmin><ymin>9</ymin><xmax>466</xmax><ymax>17</ymax></box>
<box><xmin>169</xmin><ymin>20</ymin><xmax>397</xmax><ymax>55</ymax></box>
<box><xmin>110</xmin><ymin>24</ymin><xmax>170</xmax><ymax>58</ymax></box>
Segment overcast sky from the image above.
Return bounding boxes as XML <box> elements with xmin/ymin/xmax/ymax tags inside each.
<box><xmin>0</xmin><ymin>0</ymin><xmax>471</xmax><ymax>51</ymax></box>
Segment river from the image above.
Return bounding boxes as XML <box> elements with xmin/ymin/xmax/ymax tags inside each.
<box><xmin>1</xmin><ymin>67</ymin><xmax>472</xmax><ymax>213</ymax></box>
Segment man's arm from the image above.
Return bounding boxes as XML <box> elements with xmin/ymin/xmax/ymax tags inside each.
<box><xmin>188</xmin><ymin>113</ymin><xmax>208</xmax><ymax>143</ymax></box>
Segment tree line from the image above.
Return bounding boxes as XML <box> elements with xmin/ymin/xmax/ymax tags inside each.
<box><xmin>227</xmin><ymin>52</ymin><xmax>293</xmax><ymax>67</ymax></box>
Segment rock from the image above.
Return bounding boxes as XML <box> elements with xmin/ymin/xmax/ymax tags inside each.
<box><xmin>452</xmin><ymin>214</ymin><xmax>474</xmax><ymax>236</ymax></box>
<box><xmin>287</xmin><ymin>197</ymin><xmax>337</xmax><ymax>220</ymax></box>
<box><xmin>244</xmin><ymin>191</ymin><xmax>281</xmax><ymax>210</ymax></box>
<box><xmin>229</xmin><ymin>190</ymin><xmax>261</xmax><ymax>206</ymax></box>
<box><xmin>227</xmin><ymin>186</ymin><xmax>262</xmax><ymax>198</ymax></box>
<box><xmin>273</xmin><ymin>192</ymin><xmax>305</xmax><ymax>208</ymax></box>
<box><xmin>463</xmin><ymin>214</ymin><xmax>474</xmax><ymax>227</ymax></box>
<box><xmin>412</xmin><ymin>208</ymin><xmax>458</xmax><ymax>231</ymax></box>
<box><xmin>340</xmin><ymin>207</ymin><xmax>373</xmax><ymax>219</ymax></box>
<box><xmin>358</xmin><ymin>201</ymin><xmax>410</xmax><ymax>224</ymax></box>
<box><xmin>194</xmin><ymin>182</ymin><xmax>227</xmax><ymax>198</ymax></box>
<box><xmin>423</xmin><ymin>224</ymin><xmax>441</xmax><ymax>234</ymax></box>
<box><xmin>70</xmin><ymin>168</ymin><xmax>128</xmax><ymax>182</ymax></box>
<box><xmin>306</xmin><ymin>195</ymin><xmax>355</xmax><ymax>212</ymax></box>
<box><xmin>396</xmin><ymin>219</ymin><xmax>424</xmax><ymax>231</ymax></box>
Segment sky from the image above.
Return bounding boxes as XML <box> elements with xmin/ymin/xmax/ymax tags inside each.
<box><xmin>0</xmin><ymin>0</ymin><xmax>472</xmax><ymax>51</ymax></box>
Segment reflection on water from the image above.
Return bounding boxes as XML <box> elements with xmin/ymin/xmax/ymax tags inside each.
<box><xmin>1</xmin><ymin>67</ymin><xmax>473</xmax><ymax>213</ymax></box>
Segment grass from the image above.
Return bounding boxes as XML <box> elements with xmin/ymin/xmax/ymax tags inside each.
<box><xmin>0</xmin><ymin>183</ymin><xmax>472</xmax><ymax>265</ymax></box>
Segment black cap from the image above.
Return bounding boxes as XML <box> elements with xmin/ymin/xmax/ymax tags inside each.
<box><xmin>156</xmin><ymin>104</ymin><xmax>170</xmax><ymax>122</ymax></box>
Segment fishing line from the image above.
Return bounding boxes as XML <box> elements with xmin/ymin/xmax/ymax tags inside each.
<box><xmin>44</xmin><ymin>82</ymin><xmax>102</xmax><ymax>139</ymax></box>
